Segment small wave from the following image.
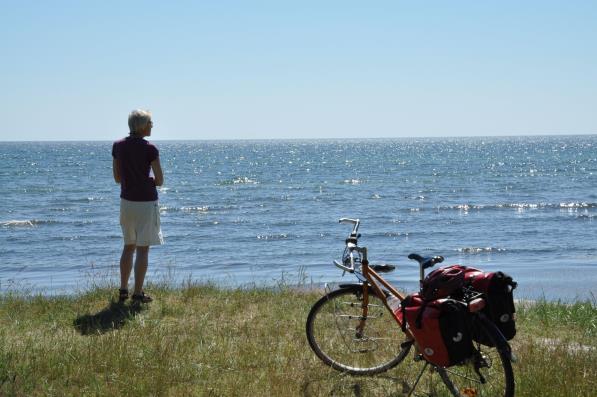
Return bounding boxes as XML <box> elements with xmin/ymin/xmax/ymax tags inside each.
<box><xmin>437</xmin><ymin>202</ymin><xmax>597</xmax><ymax>211</ymax></box>
<box><xmin>367</xmin><ymin>231</ymin><xmax>411</xmax><ymax>238</ymax></box>
<box><xmin>2</xmin><ymin>220</ymin><xmax>36</xmax><ymax>227</ymax></box>
<box><xmin>68</xmin><ymin>196</ymin><xmax>104</xmax><ymax>203</ymax></box>
<box><xmin>233</xmin><ymin>176</ymin><xmax>259</xmax><ymax>184</ymax></box>
<box><xmin>1</xmin><ymin>219</ymin><xmax>61</xmax><ymax>227</ymax></box>
<box><xmin>47</xmin><ymin>235</ymin><xmax>82</xmax><ymax>241</ymax></box>
<box><xmin>456</xmin><ymin>247</ymin><xmax>507</xmax><ymax>254</ymax></box>
<box><xmin>180</xmin><ymin>206</ymin><xmax>209</xmax><ymax>213</ymax></box>
<box><xmin>160</xmin><ymin>205</ymin><xmax>236</xmax><ymax>213</ymax></box>
<box><xmin>218</xmin><ymin>176</ymin><xmax>259</xmax><ymax>185</ymax></box>
<box><xmin>232</xmin><ymin>218</ymin><xmax>252</xmax><ymax>224</ymax></box>
<box><xmin>433</xmin><ymin>204</ymin><xmax>480</xmax><ymax>211</ymax></box>
<box><xmin>499</xmin><ymin>202</ymin><xmax>595</xmax><ymax>210</ymax></box>
<box><xmin>343</xmin><ymin>179</ymin><xmax>364</xmax><ymax>185</ymax></box>
<box><xmin>384</xmin><ymin>232</ymin><xmax>408</xmax><ymax>237</ymax></box>
<box><xmin>558</xmin><ymin>202</ymin><xmax>596</xmax><ymax>208</ymax></box>
<box><xmin>256</xmin><ymin>233</ymin><xmax>290</xmax><ymax>240</ymax></box>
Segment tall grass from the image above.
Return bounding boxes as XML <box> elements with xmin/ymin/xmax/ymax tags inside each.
<box><xmin>1</xmin><ymin>284</ymin><xmax>595</xmax><ymax>396</ymax></box>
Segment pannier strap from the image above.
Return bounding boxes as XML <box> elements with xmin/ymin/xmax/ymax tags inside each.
<box><xmin>401</xmin><ymin>299</ymin><xmax>408</xmax><ymax>332</ymax></box>
<box><xmin>414</xmin><ymin>301</ymin><xmax>428</xmax><ymax>329</ymax></box>
<box><xmin>400</xmin><ymin>296</ymin><xmax>428</xmax><ymax>331</ymax></box>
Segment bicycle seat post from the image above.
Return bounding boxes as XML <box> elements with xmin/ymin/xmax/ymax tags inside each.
<box><xmin>360</xmin><ymin>246</ymin><xmax>368</xmax><ymax>266</ymax></box>
<box><xmin>407</xmin><ymin>253</ymin><xmax>445</xmax><ymax>288</ymax></box>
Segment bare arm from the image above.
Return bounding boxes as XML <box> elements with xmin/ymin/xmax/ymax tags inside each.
<box><xmin>113</xmin><ymin>158</ymin><xmax>121</xmax><ymax>184</ymax></box>
<box><xmin>151</xmin><ymin>158</ymin><xmax>164</xmax><ymax>187</ymax></box>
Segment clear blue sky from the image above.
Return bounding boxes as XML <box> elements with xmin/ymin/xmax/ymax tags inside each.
<box><xmin>1</xmin><ymin>1</ymin><xmax>595</xmax><ymax>141</ymax></box>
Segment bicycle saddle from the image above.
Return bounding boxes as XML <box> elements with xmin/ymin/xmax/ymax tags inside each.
<box><xmin>408</xmin><ymin>253</ymin><xmax>444</xmax><ymax>269</ymax></box>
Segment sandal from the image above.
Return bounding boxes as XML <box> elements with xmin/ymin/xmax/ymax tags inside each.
<box><xmin>131</xmin><ymin>291</ymin><xmax>153</xmax><ymax>303</ymax></box>
<box><xmin>118</xmin><ymin>289</ymin><xmax>129</xmax><ymax>303</ymax></box>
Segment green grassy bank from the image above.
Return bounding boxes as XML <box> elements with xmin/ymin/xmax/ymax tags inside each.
<box><xmin>0</xmin><ymin>285</ymin><xmax>595</xmax><ymax>396</ymax></box>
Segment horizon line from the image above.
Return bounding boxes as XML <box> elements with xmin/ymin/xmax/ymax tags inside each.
<box><xmin>1</xmin><ymin>132</ymin><xmax>596</xmax><ymax>143</ymax></box>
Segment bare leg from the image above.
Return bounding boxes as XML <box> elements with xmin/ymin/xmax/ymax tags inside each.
<box><xmin>120</xmin><ymin>244</ymin><xmax>136</xmax><ymax>290</ymax></box>
<box><xmin>133</xmin><ymin>246</ymin><xmax>150</xmax><ymax>295</ymax></box>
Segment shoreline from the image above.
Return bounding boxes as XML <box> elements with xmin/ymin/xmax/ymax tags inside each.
<box><xmin>3</xmin><ymin>281</ymin><xmax>596</xmax><ymax>304</ymax></box>
<box><xmin>3</xmin><ymin>275</ymin><xmax>595</xmax><ymax>304</ymax></box>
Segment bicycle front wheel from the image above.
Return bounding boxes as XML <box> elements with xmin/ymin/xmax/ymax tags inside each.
<box><xmin>306</xmin><ymin>286</ymin><xmax>411</xmax><ymax>375</ymax></box>
<box><xmin>439</xmin><ymin>314</ymin><xmax>515</xmax><ymax>397</ymax></box>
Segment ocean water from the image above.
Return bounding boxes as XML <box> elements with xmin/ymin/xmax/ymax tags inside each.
<box><xmin>1</xmin><ymin>136</ymin><xmax>596</xmax><ymax>300</ymax></box>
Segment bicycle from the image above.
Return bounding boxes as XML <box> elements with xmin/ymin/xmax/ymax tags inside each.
<box><xmin>306</xmin><ymin>218</ymin><xmax>515</xmax><ymax>397</ymax></box>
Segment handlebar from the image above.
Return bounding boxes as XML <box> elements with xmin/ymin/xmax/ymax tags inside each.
<box><xmin>333</xmin><ymin>246</ymin><xmax>368</xmax><ymax>273</ymax></box>
<box><xmin>333</xmin><ymin>260</ymin><xmax>353</xmax><ymax>273</ymax></box>
<box><xmin>339</xmin><ymin>218</ymin><xmax>359</xmax><ymax>225</ymax></box>
<box><xmin>335</xmin><ymin>218</ymin><xmax>444</xmax><ymax>282</ymax></box>
<box><xmin>335</xmin><ymin>218</ymin><xmax>366</xmax><ymax>273</ymax></box>
<box><xmin>339</xmin><ymin>218</ymin><xmax>360</xmax><ymax>235</ymax></box>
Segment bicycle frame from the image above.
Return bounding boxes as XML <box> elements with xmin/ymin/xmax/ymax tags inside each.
<box><xmin>358</xmin><ymin>251</ymin><xmax>413</xmax><ymax>331</ymax></box>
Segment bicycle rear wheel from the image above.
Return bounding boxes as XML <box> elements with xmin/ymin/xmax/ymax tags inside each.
<box><xmin>439</xmin><ymin>314</ymin><xmax>515</xmax><ymax>397</ymax></box>
<box><xmin>306</xmin><ymin>286</ymin><xmax>411</xmax><ymax>375</ymax></box>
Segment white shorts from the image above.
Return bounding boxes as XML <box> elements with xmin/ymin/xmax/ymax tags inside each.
<box><xmin>120</xmin><ymin>199</ymin><xmax>164</xmax><ymax>246</ymax></box>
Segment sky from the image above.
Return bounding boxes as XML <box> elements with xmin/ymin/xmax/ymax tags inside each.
<box><xmin>0</xmin><ymin>1</ymin><xmax>596</xmax><ymax>141</ymax></box>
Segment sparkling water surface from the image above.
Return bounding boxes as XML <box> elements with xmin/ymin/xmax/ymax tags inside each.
<box><xmin>1</xmin><ymin>136</ymin><xmax>596</xmax><ymax>300</ymax></box>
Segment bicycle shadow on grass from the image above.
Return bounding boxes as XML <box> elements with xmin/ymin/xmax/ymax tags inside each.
<box><xmin>301</xmin><ymin>374</ymin><xmax>411</xmax><ymax>397</ymax></box>
<box><xmin>73</xmin><ymin>300</ymin><xmax>145</xmax><ymax>335</ymax></box>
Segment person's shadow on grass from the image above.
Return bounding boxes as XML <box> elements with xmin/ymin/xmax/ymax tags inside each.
<box><xmin>73</xmin><ymin>300</ymin><xmax>144</xmax><ymax>335</ymax></box>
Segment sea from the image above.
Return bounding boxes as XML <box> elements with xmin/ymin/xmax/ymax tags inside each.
<box><xmin>1</xmin><ymin>136</ymin><xmax>596</xmax><ymax>301</ymax></box>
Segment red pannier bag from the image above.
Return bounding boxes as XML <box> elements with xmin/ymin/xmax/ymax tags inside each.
<box><xmin>401</xmin><ymin>293</ymin><xmax>473</xmax><ymax>367</ymax></box>
<box><xmin>464</xmin><ymin>270</ymin><xmax>517</xmax><ymax>345</ymax></box>
<box><xmin>421</xmin><ymin>265</ymin><xmax>483</xmax><ymax>300</ymax></box>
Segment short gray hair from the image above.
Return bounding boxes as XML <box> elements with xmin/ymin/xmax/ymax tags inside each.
<box><xmin>128</xmin><ymin>109</ymin><xmax>152</xmax><ymax>133</ymax></box>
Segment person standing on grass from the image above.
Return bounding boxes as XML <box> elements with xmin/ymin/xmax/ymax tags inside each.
<box><xmin>112</xmin><ymin>109</ymin><xmax>164</xmax><ymax>303</ymax></box>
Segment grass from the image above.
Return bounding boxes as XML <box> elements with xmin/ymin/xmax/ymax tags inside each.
<box><xmin>0</xmin><ymin>284</ymin><xmax>595</xmax><ymax>396</ymax></box>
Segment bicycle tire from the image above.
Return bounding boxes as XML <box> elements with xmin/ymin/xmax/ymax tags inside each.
<box><xmin>306</xmin><ymin>286</ymin><xmax>412</xmax><ymax>375</ymax></box>
<box><xmin>439</xmin><ymin>313</ymin><xmax>515</xmax><ymax>397</ymax></box>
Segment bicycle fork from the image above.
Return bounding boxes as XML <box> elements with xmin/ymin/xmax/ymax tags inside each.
<box><xmin>354</xmin><ymin>284</ymin><xmax>371</xmax><ymax>339</ymax></box>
